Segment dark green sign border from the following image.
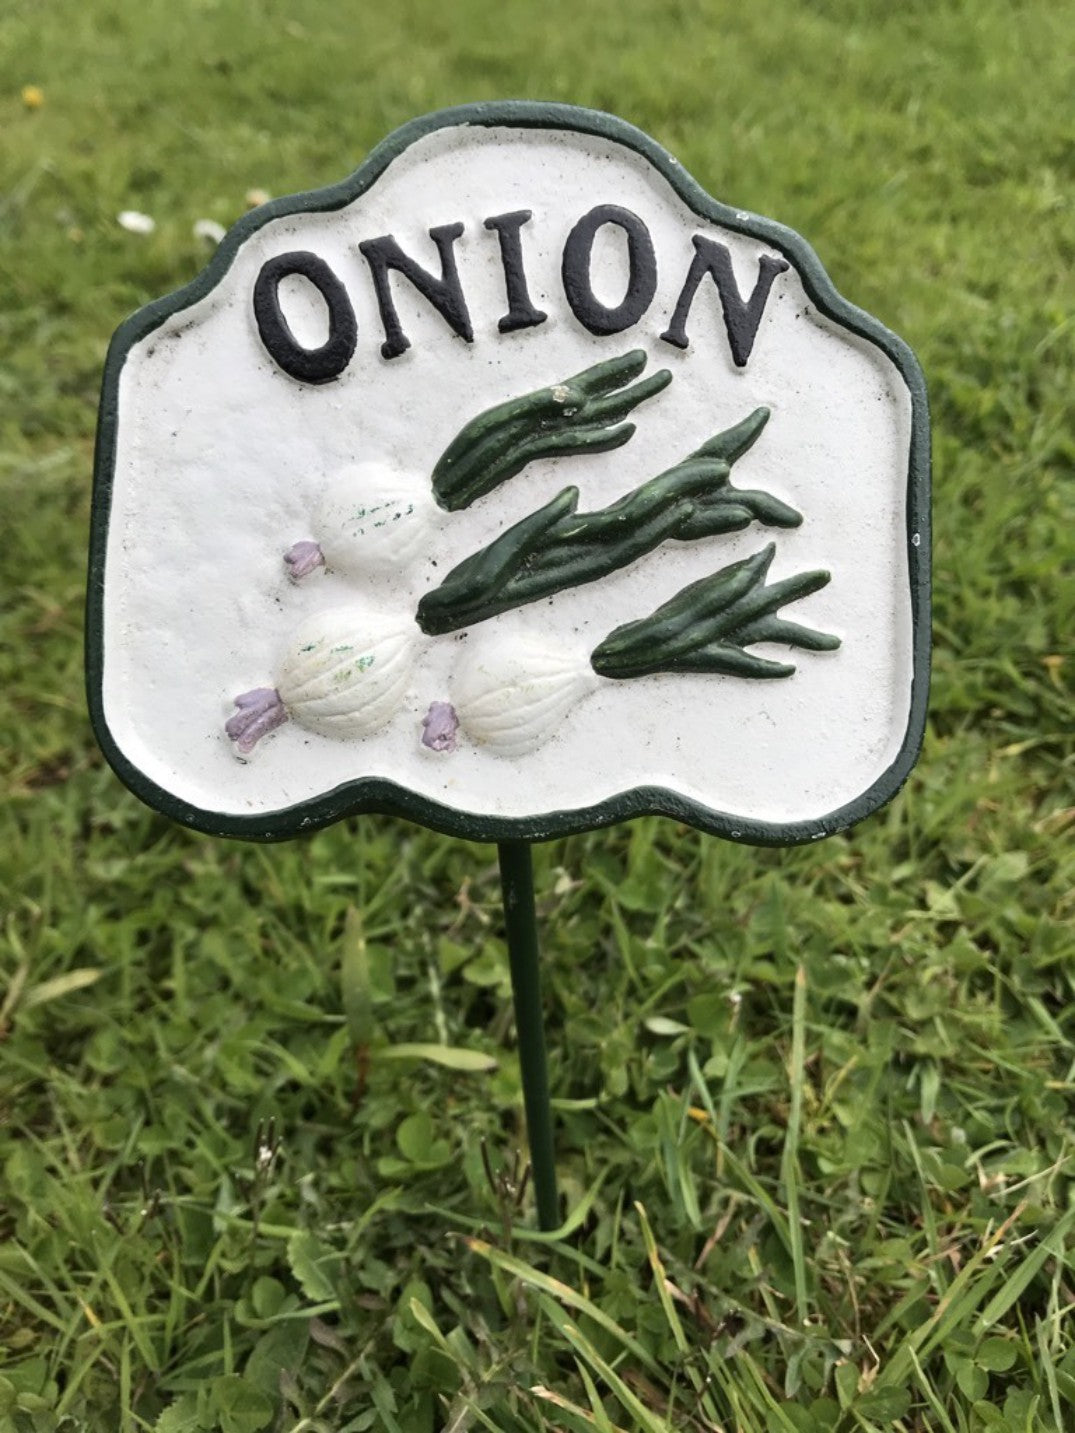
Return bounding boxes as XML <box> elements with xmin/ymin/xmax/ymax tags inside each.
<box><xmin>87</xmin><ymin>100</ymin><xmax>930</xmax><ymax>848</ymax></box>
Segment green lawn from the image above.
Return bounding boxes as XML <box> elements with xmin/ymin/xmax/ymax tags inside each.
<box><xmin>1</xmin><ymin>0</ymin><xmax>1073</xmax><ymax>1429</ymax></box>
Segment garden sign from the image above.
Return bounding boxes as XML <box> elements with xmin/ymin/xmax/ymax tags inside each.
<box><xmin>88</xmin><ymin>103</ymin><xmax>930</xmax><ymax>1227</ymax></box>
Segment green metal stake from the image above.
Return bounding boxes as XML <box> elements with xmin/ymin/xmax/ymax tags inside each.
<box><xmin>497</xmin><ymin>840</ymin><xmax>560</xmax><ymax>1231</ymax></box>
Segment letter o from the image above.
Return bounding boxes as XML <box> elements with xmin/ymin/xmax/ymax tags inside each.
<box><xmin>561</xmin><ymin>206</ymin><xmax>658</xmax><ymax>335</ymax></box>
<box><xmin>253</xmin><ymin>251</ymin><xmax>358</xmax><ymax>384</ymax></box>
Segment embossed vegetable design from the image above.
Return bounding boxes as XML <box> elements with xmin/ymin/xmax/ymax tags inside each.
<box><xmin>228</xmin><ymin>606</ymin><xmax>420</xmax><ymax>750</ymax></box>
<box><xmin>227</xmin><ymin>352</ymin><xmax>840</xmax><ymax>759</ymax></box>
<box><xmin>443</xmin><ymin>545</ymin><xmax>838</xmax><ymax>756</ymax></box>
<box><xmin>284</xmin><ymin>463</ymin><xmax>439</xmax><ymax>581</ymax></box>
<box><xmin>281</xmin><ymin>354</ymin><xmax>665</xmax><ymax>578</ymax></box>
<box><xmin>450</xmin><ymin>631</ymin><xmax>599</xmax><ymax>758</ymax></box>
<box><xmin>417</xmin><ymin>407</ymin><xmax>800</xmax><ymax>635</ymax></box>
<box><xmin>430</xmin><ymin>349</ymin><xmax>671</xmax><ymax>510</ymax></box>
<box><xmin>591</xmin><ymin>543</ymin><xmax>839</xmax><ymax>680</ymax></box>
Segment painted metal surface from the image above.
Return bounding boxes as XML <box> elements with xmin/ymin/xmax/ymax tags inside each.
<box><xmin>88</xmin><ymin>102</ymin><xmax>929</xmax><ymax>845</ymax></box>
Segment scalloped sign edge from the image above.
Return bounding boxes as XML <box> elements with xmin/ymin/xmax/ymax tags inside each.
<box><xmin>87</xmin><ymin>100</ymin><xmax>930</xmax><ymax>847</ymax></box>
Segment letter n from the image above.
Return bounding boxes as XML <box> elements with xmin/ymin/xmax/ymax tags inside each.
<box><xmin>359</xmin><ymin>224</ymin><xmax>473</xmax><ymax>360</ymax></box>
<box><xmin>661</xmin><ymin>236</ymin><xmax>789</xmax><ymax>367</ymax></box>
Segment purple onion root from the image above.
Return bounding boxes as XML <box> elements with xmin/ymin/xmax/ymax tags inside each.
<box><xmin>284</xmin><ymin>540</ymin><xmax>324</xmax><ymax>580</ymax></box>
<box><xmin>421</xmin><ymin>701</ymin><xmax>459</xmax><ymax>753</ymax></box>
<box><xmin>226</xmin><ymin>687</ymin><xmax>288</xmax><ymax>754</ymax></box>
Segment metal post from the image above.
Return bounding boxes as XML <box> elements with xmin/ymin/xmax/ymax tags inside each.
<box><xmin>497</xmin><ymin>840</ymin><xmax>559</xmax><ymax>1231</ymax></box>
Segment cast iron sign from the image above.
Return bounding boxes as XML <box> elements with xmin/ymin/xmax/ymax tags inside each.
<box><xmin>88</xmin><ymin>102</ymin><xmax>929</xmax><ymax>846</ymax></box>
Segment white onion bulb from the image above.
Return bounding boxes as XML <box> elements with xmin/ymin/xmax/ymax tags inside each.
<box><xmin>277</xmin><ymin>605</ymin><xmax>418</xmax><ymax>738</ymax></box>
<box><xmin>451</xmin><ymin>631</ymin><xmax>598</xmax><ymax>757</ymax></box>
<box><xmin>316</xmin><ymin>463</ymin><xmax>438</xmax><ymax>578</ymax></box>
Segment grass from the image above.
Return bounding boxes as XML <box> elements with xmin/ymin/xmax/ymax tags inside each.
<box><xmin>1</xmin><ymin>0</ymin><xmax>1073</xmax><ymax>1428</ymax></box>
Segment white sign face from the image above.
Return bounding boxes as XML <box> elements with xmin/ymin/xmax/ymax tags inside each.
<box><xmin>88</xmin><ymin>104</ymin><xmax>929</xmax><ymax>844</ymax></box>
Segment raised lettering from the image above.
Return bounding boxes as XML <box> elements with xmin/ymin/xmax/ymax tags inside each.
<box><xmin>561</xmin><ymin>205</ymin><xmax>657</xmax><ymax>336</ymax></box>
<box><xmin>484</xmin><ymin>210</ymin><xmax>547</xmax><ymax>334</ymax></box>
<box><xmin>661</xmin><ymin>236</ymin><xmax>789</xmax><ymax>366</ymax></box>
<box><xmin>359</xmin><ymin>223</ymin><xmax>473</xmax><ymax>360</ymax></box>
<box><xmin>253</xmin><ymin>251</ymin><xmax>357</xmax><ymax>384</ymax></box>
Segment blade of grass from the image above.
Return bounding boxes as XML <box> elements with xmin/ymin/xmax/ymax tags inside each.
<box><xmin>370</xmin><ymin>1373</ymin><xmax>407</xmax><ymax>1433</ymax></box>
<box><xmin>779</xmin><ymin>964</ymin><xmax>810</xmax><ymax>1329</ymax></box>
<box><xmin>377</xmin><ymin>1042</ymin><xmax>498</xmax><ymax>1071</ymax></box>
<box><xmin>430</xmin><ymin>1168</ymin><xmax>611</xmax><ymax>1260</ymax></box>
<box><xmin>97</xmin><ymin>1260</ymin><xmax>163</xmax><ymax>1373</ymax></box>
<box><xmin>340</xmin><ymin>903</ymin><xmax>373</xmax><ymax>1049</ymax></box>
<box><xmin>0</xmin><ymin>1262</ymin><xmax>69</xmax><ymax>1335</ymax></box>
<box><xmin>1036</xmin><ymin>1316</ymin><xmax>1066</xmax><ymax>1432</ymax></box>
<box><xmin>576</xmin><ymin>1360</ymin><xmax>627</xmax><ymax>1433</ymax></box>
<box><xmin>902</xmin><ymin>1120</ymin><xmax>946</xmax><ymax>1295</ymax></box>
<box><xmin>876</xmin><ymin>1201</ymin><xmax>1039</xmax><ymax>1388</ymax></box>
<box><xmin>908</xmin><ymin>1348</ymin><xmax>959</xmax><ymax>1433</ymax></box>
<box><xmin>975</xmin><ymin>1207</ymin><xmax>1075</xmax><ymax>1332</ymax></box>
<box><xmin>463</xmin><ymin>1237</ymin><xmax>661</xmax><ymax>1377</ymax></box>
<box><xmin>708</xmin><ymin>1347</ymin><xmax>801</xmax><ymax>1433</ymax></box>
<box><xmin>538</xmin><ymin>1296</ymin><xmax>670</xmax><ymax>1433</ymax></box>
<box><xmin>687</xmin><ymin>1048</ymin><xmax>794</xmax><ymax>1255</ymax></box>
<box><xmin>635</xmin><ymin>1201</ymin><xmax>723</xmax><ymax>1429</ymax></box>
<box><xmin>532</xmin><ymin>1378</ymin><xmax>627</xmax><ymax>1432</ymax></box>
